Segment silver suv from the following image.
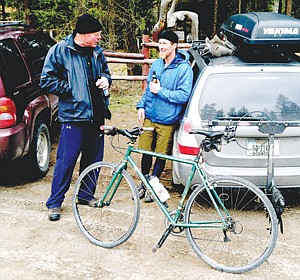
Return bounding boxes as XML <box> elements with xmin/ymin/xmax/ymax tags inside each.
<box><xmin>172</xmin><ymin>12</ymin><xmax>300</xmax><ymax>189</ymax></box>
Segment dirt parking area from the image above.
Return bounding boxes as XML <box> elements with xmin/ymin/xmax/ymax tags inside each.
<box><xmin>1</xmin><ymin>87</ymin><xmax>300</xmax><ymax>280</ymax></box>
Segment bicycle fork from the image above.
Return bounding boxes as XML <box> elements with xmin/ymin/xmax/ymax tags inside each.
<box><xmin>97</xmin><ymin>162</ymin><xmax>127</xmax><ymax>207</ymax></box>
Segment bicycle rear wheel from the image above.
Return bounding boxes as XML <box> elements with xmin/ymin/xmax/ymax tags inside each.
<box><xmin>73</xmin><ymin>161</ymin><xmax>140</xmax><ymax>248</ymax></box>
<box><xmin>184</xmin><ymin>176</ymin><xmax>278</xmax><ymax>273</ymax></box>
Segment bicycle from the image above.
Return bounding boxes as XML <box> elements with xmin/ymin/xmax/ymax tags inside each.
<box><xmin>72</xmin><ymin>125</ymin><xmax>278</xmax><ymax>274</ymax></box>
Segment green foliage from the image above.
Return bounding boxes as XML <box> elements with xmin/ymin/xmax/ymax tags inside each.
<box><xmin>150</xmin><ymin>48</ymin><xmax>159</xmax><ymax>59</ymax></box>
<box><xmin>4</xmin><ymin>0</ymin><xmax>157</xmax><ymax>47</ymax></box>
<box><xmin>3</xmin><ymin>0</ymin><xmax>300</xmax><ymax>49</ymax></box>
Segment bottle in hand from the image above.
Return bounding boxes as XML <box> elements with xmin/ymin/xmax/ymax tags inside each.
<box><xmin>97</xmin><ymin>76</ymin><xmax>110</xmax><ymax>97</ymax></box>
<box><xmin>152</xmin><ymin>71</ymin><xmax>158</xmax><ymax>83</ymax></box>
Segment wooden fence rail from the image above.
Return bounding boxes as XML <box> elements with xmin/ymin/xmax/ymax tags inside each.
<box><xmin>104</xmin><ymin>35</ymin><xmax>191</xmax><ymax>91</ymax></box>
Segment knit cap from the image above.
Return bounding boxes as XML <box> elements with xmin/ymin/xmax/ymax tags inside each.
<box><xmin>75</xmin><ymin>14</ymin><xmax>102</xmax><ymax>34</ymax></box>
<box><xmin>158</xmin><ymin>29</ymin><xmax>179</xmax><ymax>43</ymax></box>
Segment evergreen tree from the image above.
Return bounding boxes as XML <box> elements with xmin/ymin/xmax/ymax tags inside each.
<box><xmin>2</xmin><ymin>0</ymin><xmax>300</xmax><ymax>49</ymax></box>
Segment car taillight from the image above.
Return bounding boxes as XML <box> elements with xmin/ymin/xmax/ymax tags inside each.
<box><xmin>183</xmin><ymin>117</ymin><xmax>193</xmax><ymax>133</ymax></box>
<box><xmin>177</xmin><ymin>118</ymin><xmax>200</xmax><ymax>155</ymax></box>
<box><xmin>178</xmin><ymin>143</ymin><xmax>200</xmax><ymax>155</ymax></box>
<box><xmin>0</xmin><ymin>97</ymin><xmax>17</xmax><ymax>128</ymax></box>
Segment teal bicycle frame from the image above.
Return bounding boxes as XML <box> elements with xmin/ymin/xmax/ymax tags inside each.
<box><xmin>99</xmin><ymin>141</ymin><xmax>231</xmax><ymax>230</ymax></box>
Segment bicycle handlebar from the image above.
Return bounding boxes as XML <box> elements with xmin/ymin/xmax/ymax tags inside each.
<box><xmin>100</xmin><ymin>125</ymin><xmax>154</xmax><ymax>142</ymax></box>
<box><xmin>100</xmin><ymin>124</ymin><xmax>232</xmax><ymax>152</ymax></box>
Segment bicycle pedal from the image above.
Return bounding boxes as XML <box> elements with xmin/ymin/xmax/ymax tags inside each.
<box><xmin>152</xmin><ymin>245</ymin><xmax>159</xmax><ymax>253</ymax></box>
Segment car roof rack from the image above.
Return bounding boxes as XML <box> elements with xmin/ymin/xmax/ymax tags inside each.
<box><xmin>189</xmin><ymin>12</ymin><xmax>300</xmax><ymax>65</ymax></box>
<box><xmin>192</xmin><ymin>40</ymin><xmax>206</xmax><ymax>51</ymax></box>
<box><xmin>0</xmin><ymin>21</ymin><xmax>30</xmax><ymax>28</ymax></box>
<box><xmin>221</xmin><ymin>12</ymin><xmax>300</xmax><ymax>53</ymax></box>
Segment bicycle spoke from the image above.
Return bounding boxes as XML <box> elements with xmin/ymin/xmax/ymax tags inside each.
<box><xmin>185</xmin><ymin>176</ymin><xmax>278</xmax><ymax>274</ymax></box>
<box><xmin>73</xmin><ymin>162</ymin><xmax>140</xmax><ymax>248</ymax></box>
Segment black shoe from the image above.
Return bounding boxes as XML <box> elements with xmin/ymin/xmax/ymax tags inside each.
<box><xmin>144</xmin><ymin>190</ymin><xmax>153</xmax><ymax>203</ymax></box>
<box><xmin>137</xmin><ymin>183</ymin><xmax>146</xmax><ymax>199</ymax></box>
<box><xmin>137</xmin><ymin>175</ymin><xmax>151</xmax><ymax>199</ymax></box>
<box><xmin>48</xmin><ymin>207</ymin><xmax>61</xmax><ymax>221</ymax></box>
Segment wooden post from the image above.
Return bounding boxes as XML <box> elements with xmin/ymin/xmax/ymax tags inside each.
<box><xmin>142</xmin><ymin>34</ymin><xmax>150</xmax><ymax>92</ymax></box>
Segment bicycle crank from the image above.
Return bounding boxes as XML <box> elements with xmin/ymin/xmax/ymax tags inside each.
<box><xmin>152</xmin><ymin>224</ymin><xmax>174</xmax><ymax>252</ymax></box>
<box><xmin>164</xmin><ymin>210</ymin><xmax>185</xmax><ymax>236</ymax></box>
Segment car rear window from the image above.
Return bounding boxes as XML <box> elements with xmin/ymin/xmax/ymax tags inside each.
<box><xmin>18</xmin><ymin>34</ymin><xmax>50</xmax><ymax>77</ymax></box>
<box><xmin>199</xmin><ymin>72</ymin><xmax>300</xmax><ymax>121</ymax></box>
<box><xmin>0</xmin><ymin>38</ymin><xmax>29</xmax><ymax>88</ymax></box>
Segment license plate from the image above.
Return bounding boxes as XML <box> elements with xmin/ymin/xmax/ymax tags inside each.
<box><xmin>246</xmin><ymin>139</ymin><xmax>280</xmax><ymax>156</ymax></box>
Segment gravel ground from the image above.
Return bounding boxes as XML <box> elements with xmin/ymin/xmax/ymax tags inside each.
<box><xmin>1</xmin><ymin>94</ymin><xmax>300</xmax><ymax>280</ymax></box>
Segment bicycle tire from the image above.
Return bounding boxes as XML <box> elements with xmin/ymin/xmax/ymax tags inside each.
<box><xmin>73</xmin><ymin>161</ymin><xmax>140</xmax><ymax>248</ymax></box>
<box><xmin>184</xmin><ymin>176</ymin><xmax>278</xmax><ymax>274</ymax></box>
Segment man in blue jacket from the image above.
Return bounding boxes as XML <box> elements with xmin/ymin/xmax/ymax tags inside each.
<box><xmin>137</xmin><ymin>29</ymin><xmax>193</xmax><ymax>202</ymax></box>
<box><xmin>40</xmin><ymin>14</ymin><xmax>112</xmax><ymax>221</ymax></box>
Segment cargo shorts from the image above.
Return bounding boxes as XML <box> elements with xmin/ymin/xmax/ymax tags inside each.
<box><xmin>138</xmin><ymin>118</ymin><xmax>175</xmax><ymax>155</ymax></box>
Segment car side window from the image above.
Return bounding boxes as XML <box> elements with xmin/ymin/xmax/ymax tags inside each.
<box><xmin>41</xmin><ymin>34</ymin><xmax>56</xmax><ymax>49</ymax></box>
<box><xmin>190</xmin><ymin>58</ymin><xmax>199</xmax><ymax>87</ymax></box>
<box><xmin>0</xmin><ymin>39</ymin><xmax>29</xmax><ymax>88</ymax></box>
<box><xmin>18</xmin><ymin>34</ymin><xmax>49</xmax><ymax>77</ymax></box>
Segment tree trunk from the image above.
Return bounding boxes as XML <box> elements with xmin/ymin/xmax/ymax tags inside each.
<box><xmin>286</xmin><ymin>0</ymin><xmax>292</xmax><ymax>16</ymax></box>
<box><xmin>107</xmin><ymin>0</ymin><xmax>115</xmax><ymax>50</ymax></box>
<box><xmin>238</xmin><ymin>0</ymin><xmax>242</xmax><ymax>14</ymax></box>
<box><xmin>278</xmin><ymin>0</ymin><xmax>283</xmax><ymax>13</ymax></box>
<box><xmin>1</xmin><ymin>0</ymin><xmax>5</xmax><ymax>20</ymax></box>
<box><xmin>213</xmin><ymin>0</ymin><xmax>218</xmax><ymax>35</ymax></box>
<box><xmin>24</xmin><ymin>0</ymin><xmax>30</xmax><ymax>24</ymax></box>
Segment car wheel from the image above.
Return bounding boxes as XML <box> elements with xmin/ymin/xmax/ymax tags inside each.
<box><xmin>28</xmin><ymin>121</ymin><xmax>51</xmax><ymax>179</ymax></box>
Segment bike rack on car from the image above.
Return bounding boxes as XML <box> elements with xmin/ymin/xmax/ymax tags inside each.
<box><xmin>207</xmin><ymin>119</ymin><xmax>300</xmax><ymax>233</ymax></box>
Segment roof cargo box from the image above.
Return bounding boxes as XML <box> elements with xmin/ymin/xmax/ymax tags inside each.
<box><xmin>221</xmin><ymin>12</ymin><xmax>300</xmax><ymax>52</ymax></box>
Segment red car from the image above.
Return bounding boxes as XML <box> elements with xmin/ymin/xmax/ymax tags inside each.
<box><xmin>0</xmin><ymin>21</ymin><xmax>58</xmax><ymax>179</ymax></box>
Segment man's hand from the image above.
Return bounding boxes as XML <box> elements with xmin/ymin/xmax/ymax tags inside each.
<box><xmin>138</xmin><ymin>108</ymin><xmax>145</xmax><ymax>124</ymax></box>
<box><xmin>95</xmin><ymin>76</ymin><xmax>109</xmax><ymax>90</ymax></box>
<box><xmin>149</xmin><ymin>79</ymin><xmax>161</xmax><ymax>94</ymax></box>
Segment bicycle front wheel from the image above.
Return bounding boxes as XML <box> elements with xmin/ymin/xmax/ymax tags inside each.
<box><xmin>184</xmin><ymin>176</ymin><xmax>278</xmax><ymax>274</ymax></box>
<box><xmin>73</xmin><ymin>161</ymin><xmax>140</xmax><ymax>248</ymax></box>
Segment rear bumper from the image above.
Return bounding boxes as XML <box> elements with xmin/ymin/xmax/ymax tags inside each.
<box><xmin>172</xmin><ymin>156</ymin><xmax>300</xmax><ymax>188</ymax></box>
<box><xmin>0</xmin><ymin>123</ymin><xmax>27</xmax><ymax>160</ymax></box>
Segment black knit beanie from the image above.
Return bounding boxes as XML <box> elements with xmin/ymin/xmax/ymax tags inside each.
<box><xmin>158</xmin><ymin>29</ymin><xmax>178</xmax><ymax>43</ymax></box>
<box><xmin>75</xmin><ymin>14</ymin><xmax>102</xmax><ymax>34</ymax></box>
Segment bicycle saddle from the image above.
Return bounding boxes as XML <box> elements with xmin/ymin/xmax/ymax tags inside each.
<box><xmin>190</xmin><ymin>129</ymin><xmax>224</xmax><ymax>139</ymax></box>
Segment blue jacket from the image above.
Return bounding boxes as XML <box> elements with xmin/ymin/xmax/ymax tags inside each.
<box><xmin>40</xmin><ymin>33</ymin><xmax>112</xmax><ymax>123</ymax></box>
<box><xmin>137</xmin><ymin>50</ymin><xmax>193</xmax><ymax>125</ymax></box>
